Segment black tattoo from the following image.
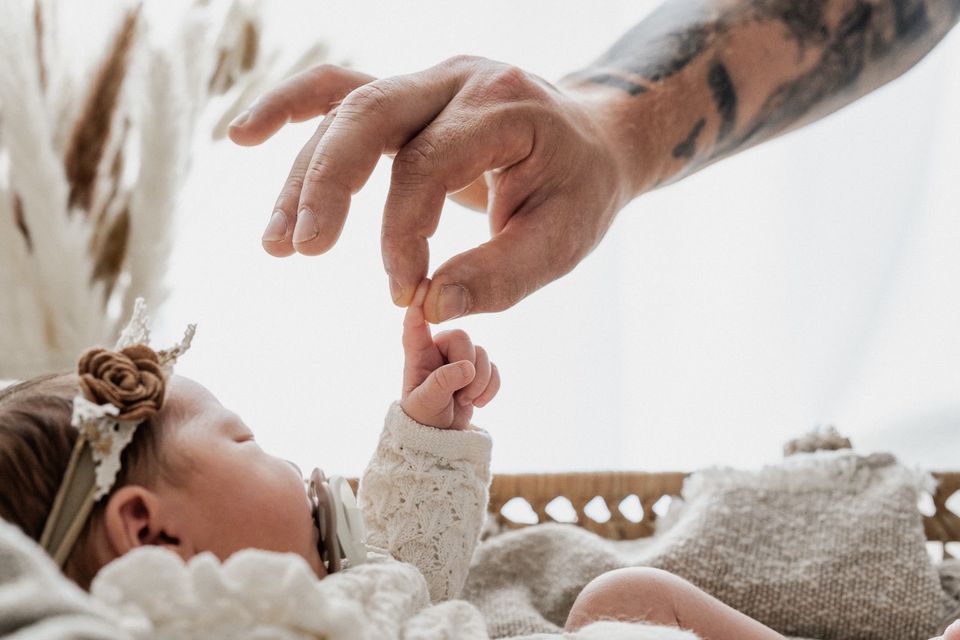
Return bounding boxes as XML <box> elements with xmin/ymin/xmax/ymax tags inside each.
<box><xmin>585</xmin><ymin>73</ymin><xmax>648</xmax><ymax>96</ymax></box>
<box><xmin>707</xmin><ymin>62</ymin><xmax>737</xmax><ymax>142</ymax></box>
<box><xmin>582</xmin><ymin>0</ymin><xmax>959</xmax><ymax>174</ymax></box>
<box><xmin>672</xmin><ymin>118</ymin><xmax>707</xmax><ymax>158</ymax></box>
<box><xmin>641</xmin><ymin>25</ymin><xmax>713</xmax><ymax>81</ymax></box>
<box><xmin>748</xmin><ymin>0</ymin><xmax>830</xmax><ymax>50</ymax></box>
<box><xmin>892</xmin><ymin>0</ymin><xmax>930</xmax><ymax>40</ymax></box>
<box><xmin>732</xmin><ymin>1</ymin><xmax>874</xmax><ymax>148</ymax></box>
<box><xmin>597</xmin><ymin>6</ymin><xmax>718</xmax><ymax>82</ymax></box>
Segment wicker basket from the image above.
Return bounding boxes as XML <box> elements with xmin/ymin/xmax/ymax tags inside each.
<box><xmin>349</xmin><ymin>470</ymin><xmax>960</xmax><ymax>550</ymax></box>
<box><xmin>486</xmin><ymin>471</ymin><xmax>960</xmax><ymax>550</ymax></box>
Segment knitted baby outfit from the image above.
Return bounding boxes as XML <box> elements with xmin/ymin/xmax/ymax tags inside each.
<box><xmin>359</xmin><ymin>402</ymin><xmax>492</xmax><ymax>603</ymax></box>
<box><xmin>0</xmin><ymin>403</ymin><xmax>695</xmax><ymax>639</ymax></box>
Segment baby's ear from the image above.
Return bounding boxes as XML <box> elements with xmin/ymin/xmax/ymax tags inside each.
<box><xmin>103</xmin><ymin>486</ymin><xmax>184</xmax><ymax>556</ymax></box>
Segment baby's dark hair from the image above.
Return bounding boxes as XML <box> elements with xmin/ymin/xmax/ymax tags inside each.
<box><xmin>0</xmin><ymin>373</ymin><xmax>164</xmax><ymax>589</ymax></box>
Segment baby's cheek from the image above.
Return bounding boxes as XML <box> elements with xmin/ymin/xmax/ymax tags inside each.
<box><xmin>275</xmin><ymin>474</ymin><xmax>315</xmax><ymax>548</ymax></box>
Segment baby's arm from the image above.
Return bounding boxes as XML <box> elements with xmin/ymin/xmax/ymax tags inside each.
<box><xmin>358</xmin><ymin>280</ymin><xmax>500</xmax><ymax>603</ymax></box>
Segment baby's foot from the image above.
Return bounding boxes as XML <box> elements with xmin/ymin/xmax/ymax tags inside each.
<box><xmin>939</xmin><ymin>619</ymin><xmax>960</xmax><ymax>640</ymax></box>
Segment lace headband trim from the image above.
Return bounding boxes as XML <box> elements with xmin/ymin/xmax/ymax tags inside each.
<box><xmin>38</xmin><ymin>299</ymin><xmax>195</xmax><ymax>567</ymax></box>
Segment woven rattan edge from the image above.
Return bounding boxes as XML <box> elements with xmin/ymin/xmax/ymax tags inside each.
<box><xmin>348</xmin><ymin>471</ymin><xmax>960</xmax><ymax>543</ymax></box>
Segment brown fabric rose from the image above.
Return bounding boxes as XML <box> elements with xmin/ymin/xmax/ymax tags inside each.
<box><xmin>77</xmin><ymin>344</ymin><xmax>166</xmax><ymax>421</ymax></box>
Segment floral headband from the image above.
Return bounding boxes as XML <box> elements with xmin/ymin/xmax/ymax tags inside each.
<box><xmin>39</xmin><ymin>299</ymin><xmax>195</xmax><ymax>567</ymax></box>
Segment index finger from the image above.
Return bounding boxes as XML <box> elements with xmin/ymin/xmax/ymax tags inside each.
<box><xmin>402</xmin><ymin>279</ymin><xmax>433</xmax><ymax>354</ymax></box>
<box><xmin>290</xmin><ymin>59</ymin><xmax>470</xmax><ymax>257</ymax></box>
<box><xmin>227</xmin><ymin>65</ymin><xmax>374</xmax><ymax>146</ymax></box>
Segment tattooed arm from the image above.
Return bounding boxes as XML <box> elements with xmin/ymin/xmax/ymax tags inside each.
<box><xmin>230</xmin><ymin>0</ymin><xmax>957</xmax><ymax>320</ymax></box>
<box><xmin>562</xmin><ymin>0</ymin><xmax>960</xmax><ymax>192</ymax></box>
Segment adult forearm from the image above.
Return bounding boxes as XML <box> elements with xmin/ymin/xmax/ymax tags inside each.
<box><xmin>562</xmin><ymin>0</ymin><xmax>960</xmax><ymax>196</ymax></box>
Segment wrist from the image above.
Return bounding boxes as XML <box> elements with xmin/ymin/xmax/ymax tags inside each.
<box><xmin>387</xmin><ymin>402</ymin><xmax>492</xmax><ymax>464</ymax></box>
<box><xmin>558</xmin><ymin>73</ymin><xmax>686</xmax><ymax>198</ymax></box>
<box><xmin>399</xmin><ymin>398</ymin><xmax>454</xmax><ymax>431</ymax></box>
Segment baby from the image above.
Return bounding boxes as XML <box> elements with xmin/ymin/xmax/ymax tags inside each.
<box><xmin>1</xmin><ymin>283</ymin><xmax>953</xmax><ymax>639</ymax></box>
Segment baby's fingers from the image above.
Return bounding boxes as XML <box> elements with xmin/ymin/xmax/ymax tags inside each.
<box><xmin>472</xmin><ymin>363</ymin><xmax>500</xmax><ymax>408</ymax></box>
<box><xmin>433</xmin><ymin>329</ymin><xmax>476</xmax><ymax>366</ymax></box>
<box><xmin>411</xmin><ymin>361</ymin><xmax>476</xmax><ymax>410</ymax></box>
<box><xmin>456</xmin><ymin>345</ymin><xmax>490</xmax><ymax>406</ymax></box>
<box><xmin>402</xmin><ymin>279</ymin><xmax>433</xmax><ymax>354</ymax></box>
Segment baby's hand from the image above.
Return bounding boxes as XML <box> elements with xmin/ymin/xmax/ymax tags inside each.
<box><xmin>400</xmin><ymin>279</ymin><xmax>500</xmax><ymax>430</ymax></box>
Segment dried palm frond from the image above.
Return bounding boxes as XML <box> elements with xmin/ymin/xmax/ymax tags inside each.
<box><xmin>0</xmin><ymin>0</ymin><xmax>102</xmax><ymax>372</ymax></box>
<box><xmin>63</xmin><ymin>6</ymin><xmax>139</xmax><ymax>213</ymax></box>
<box><xmin>33</xmin><ymin>0</ymin><xmax>47</xmax><ymax>91</ymax></box>
<box><xmin>0</xmin><ymin>0</ymin><xmax>331</xmax><ymax>380</ymax></box>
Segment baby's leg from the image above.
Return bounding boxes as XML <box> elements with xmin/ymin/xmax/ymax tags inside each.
<box><xmin>565</xmin><ymin>568</ymin><xmax>784</xmax><ymax>640</ymax></box>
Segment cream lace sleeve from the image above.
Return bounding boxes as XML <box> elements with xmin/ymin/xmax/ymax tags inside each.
<box><xmin>358</xmin><ymin>402</ymin><xmax>492</xmax><ymax>603</ymax></box>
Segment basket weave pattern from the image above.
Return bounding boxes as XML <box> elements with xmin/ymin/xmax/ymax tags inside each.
<box><xmin>486</xmin><ymin>471</ymin><xmax>960</xmax><ymax>547</ymax></box>
<box><xmin>348</xmin><ymin>471</ymin><xmax>959</xmax><ymax>545</ymax></box>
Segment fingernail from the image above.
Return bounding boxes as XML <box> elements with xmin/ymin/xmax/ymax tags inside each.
<box><xmin>293</xmin><ymin>207</ymin><xmax>319</xmax><ymax>245</ymax></box>
<box><xmin>437</xmin><ymin>284</ymin><xmax>468</xmax><ymax>322</ymax></box>
<box><xmin>262</xmin><ymin>211</ymin><xmax>287</xmax><ymax>243</ymax></box>
<box><xmin>389</xmin><ymin>277</ymin><xmax>404</xmax><ymax>304</ymax></box>
<box><xmin>229</xmin><ymin>110</ymin><xmax>250</xmax><ymax>128</ymax></box>
<box><xmin>458</xmin><ymin>394</ymin><xmax>472</xmax><ymax>406</ymax></box>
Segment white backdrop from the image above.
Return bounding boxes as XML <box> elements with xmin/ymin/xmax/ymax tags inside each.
<box><xmin>141</xmin><ymin>1</ymin><xmax>960</xmax><ymax>477</ymax></box>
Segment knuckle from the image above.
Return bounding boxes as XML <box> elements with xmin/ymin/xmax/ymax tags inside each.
<box><xmin>380</xmin><ymin>222</ymin><xmax>403</xmax><ymax>243</ymax></box>
<box><xmin>275</xmin><ymin>180</ymin><xmax>304</xmax><ymax>208</ymax></box>
<box><xmin>307</xmin><ymin>63</ymin><xmax>337</xmax><ymax>80</ymax></box>
<box><xmin>380</xmin><ymin>222</ymin><xmax>417</xmax><ymax>249</ymax></box>
<box><xmin>447</xmin><ymin>329</ymin><xmax>470</xmax><ymax>345</ymax></box>
<box><xmin>434</xmin><ymin>367</ymin><xmax>452</xmax><ymax>391</ymax></box>
<box><xmin>285</xmin><ymin>175</ymin><xmax>305</xmax><ymax>194</ymax></box>
<box><xmin>443</xmin><ymin>54</ymin><xmax>483</xmax><ymax>69</ymax></box>
<box><xmin>393</xmin><ymin>137</ymin><xmax>441</xmax><ymax>182</ymax></box>
<box><xmin>303</xmin><ymin>161</ymin><xmax>328</xmax><ymax>187</ymax></box>
<box><xmin>340</xmin><ymin>81</ymin><xmax>392</xmax><ymax>116</ymax></box>
<box><xmin>302</xmin><ymin>151</ymin><xmax>348</xmax><ymax>193</ymax></box>
<box><xmin>478</xmin><ymin>64</ymin><xmax>537</xmax><ymax>102</ymax></box>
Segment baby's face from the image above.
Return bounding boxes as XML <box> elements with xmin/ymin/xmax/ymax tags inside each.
<box><xmin>153</xmin><ymin>376</ymin><xmax>325</xmax><ymax>577</ymax></box>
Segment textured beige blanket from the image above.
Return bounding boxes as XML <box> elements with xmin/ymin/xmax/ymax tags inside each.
<box><xmin>465</xmin><ymin>451</ymin><xmax>960</xmax><ymax>640</ymax></box>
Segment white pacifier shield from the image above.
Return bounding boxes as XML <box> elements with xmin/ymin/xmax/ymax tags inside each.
<box><xmin>328</xmin><ymin>475</ymin><xmax>367</xmax><ymax>567</ymax></box>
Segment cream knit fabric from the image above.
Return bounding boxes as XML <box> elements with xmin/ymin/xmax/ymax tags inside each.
<box><xmin>0</xmin><ymin>403</ymin><xmax>690</xmax><ymax>639</ymax></box>
<box><xmin>465</xmin><ymin>450</ymin><xmax>954</xmax><ymax>640</ymax></box>
<box><xmin>358</xmin><ymin>401</ymin><xmax>493</xmax><ymax>603</ymax></box>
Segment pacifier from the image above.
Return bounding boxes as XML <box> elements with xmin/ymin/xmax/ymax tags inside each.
<box><xmin>307</xmin><ymin>468</ymin><xmax>368</xmax><ymax>573</ymax></box>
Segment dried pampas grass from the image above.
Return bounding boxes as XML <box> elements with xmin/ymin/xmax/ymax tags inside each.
<box><xmin>0</xmin><ymin>0</ymin><xmax>329</xmax><ymax>380</ymax></box>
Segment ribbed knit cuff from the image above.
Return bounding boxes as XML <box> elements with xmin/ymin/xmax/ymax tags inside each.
<box><xmin>385</xmin><ymin>402</ymin><xmax>492</xmax><ymax>465</ymax></box>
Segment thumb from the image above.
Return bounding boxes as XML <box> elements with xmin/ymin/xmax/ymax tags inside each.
<box><xmin>425</xmin><ymin>203</ymin><xmax>581</xmax><ymax>323</ymax></box>
<box><xmin>410</xmin><ymin>361</ymin><xmax>476</xmax><ymax>409</ymax></box>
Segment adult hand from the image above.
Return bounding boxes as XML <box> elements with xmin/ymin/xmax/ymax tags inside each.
<box><xmin>228</xmin><ymin>57</ymin><xmax>642</xmax><ymax>323</ymax></box>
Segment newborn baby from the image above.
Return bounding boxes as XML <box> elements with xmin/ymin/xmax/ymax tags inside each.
<box><xmin>5</xmin><ymin>282</ymin><xmax>933</xmax><ymax>639</ymax></box>
<box><xmin>0</xmin><ymin>281</ymin><xmax>498</xmax><ymax>599</ymax></box>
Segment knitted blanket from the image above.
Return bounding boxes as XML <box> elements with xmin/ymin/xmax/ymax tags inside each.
<box><xmin>2</xmin><ymin>450</ymin><xmax>957</xmax><ymax>639</ymax></box>
<box><xmin>464</xmin><ymin>451</ymin><xmax>958</xmax><ymax>640</ymax></box>
<box><xmin>0</xmin><ymin>519</ymin><xmax>696</xmax><ymax>639</ymax></box>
